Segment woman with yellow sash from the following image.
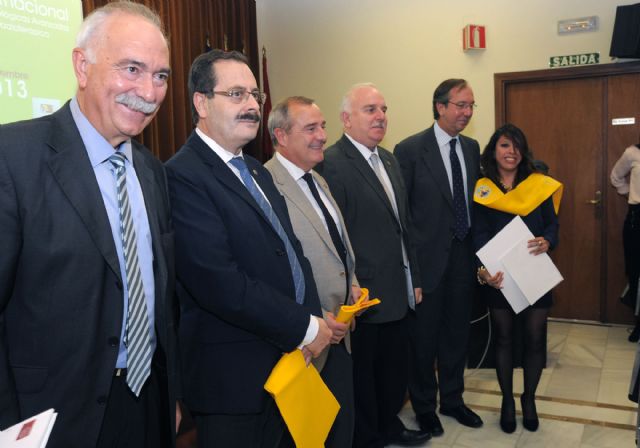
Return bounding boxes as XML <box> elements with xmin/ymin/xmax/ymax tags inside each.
<box><xmin>474</xmin><ymin>124</ymin><xmax>561</xmax><ymax>434</ymax></box>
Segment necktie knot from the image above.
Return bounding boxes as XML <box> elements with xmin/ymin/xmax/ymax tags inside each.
<box><xmin>229</xmin><ymin>156</ymin><xmax>248</xmax><ymax>173</ymax></box>
<box><xmin>109</xmin><ymin>152</ymin><xmax>128</xmax><ymax>173</ymax></box>
<box><xmin>449</xmin><ymin>138</ymin><xmax>458</xmax><ymax>153</ymax></box>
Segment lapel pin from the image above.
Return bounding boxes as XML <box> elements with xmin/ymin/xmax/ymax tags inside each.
<box><xmin>252</xmin><ymin>169</ymin><xmax>258</xmax><ymax>176</ymax></box>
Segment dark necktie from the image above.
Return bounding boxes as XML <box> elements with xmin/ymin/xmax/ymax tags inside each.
<box><xmin>449</xmin><ymin>138</ymin><xmax>469</xmax><ymax>240</ymax></box>
<box><xmin>229</xmin><ymin>157</ymin><xmax>305</xmax><ymax>304</ymax></box>
<box><xmin>302</xmin><ymin>172</ymin><xmax>348</xmax><ymax>274</ymax></box>
<box><xmin>109</xmin><ymin>152</ymin><xmax>151</xmax><ymax>397</ymax></box>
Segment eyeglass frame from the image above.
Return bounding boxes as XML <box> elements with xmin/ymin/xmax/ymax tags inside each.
<box><xmin>210</xmin><ymin>88</ymin><xmax>267</xmax><ymax>106</ymax></box>
<box><xmin>447</xmin><ymin>101</ymin><xmax>477</xmax><ymax>111</ymax></box>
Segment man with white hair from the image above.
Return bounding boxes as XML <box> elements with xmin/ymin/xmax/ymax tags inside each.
<box><xmin>318</xmin><ymin>84</ymin><xmax>428</xmax><ymax>447</ymax></box>
<box><xmin>0</xmin><ymin>3</ymin><xmax>179</xmax><ymax>447</ymax></box>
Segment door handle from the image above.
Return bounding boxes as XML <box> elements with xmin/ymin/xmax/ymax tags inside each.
<box><xmin>586</xmin><ymin>190</ymin><xmax>601</xmax><ymax>205</ymax></box>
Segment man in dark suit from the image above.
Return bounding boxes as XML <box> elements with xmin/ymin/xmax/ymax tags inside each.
<box><xmin>166</xmin><ymin>51</ymin><xmax>331</xmax><ymax>448</ymax></box>
<box><xmin>265</xmin><ymin>96</ymin><xmax>360</xmax><ymax>447</ymax></box>
<box><xmin>318</xmin><ymin>84</ymin><xmax>429</xmax><ymax>447</ymax></box>
<box><xmin>394</xmin><ymin>79</ymin><xmax>482</xmax><ymax>436</ymax></box>
<box><xmin>0</xmin><ymin>3</ymin><xmax>179</xmax><ymax>448</ymax></box>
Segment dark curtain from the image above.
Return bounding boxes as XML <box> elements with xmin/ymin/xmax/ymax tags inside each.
<box><xmin>81</xmin><ymin>0</ymin><xmax>261</xmax><ymax>161</ymax></box>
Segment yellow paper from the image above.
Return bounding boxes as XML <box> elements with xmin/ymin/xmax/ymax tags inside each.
<box><xmin>336</xmin><ymin>288</ymin><xmax>381</xmax><ymax>324</ymax></box>
<box><xmin>264</xmin><ymin>350</ymin><xmax>340</xmax><ymax>448</ymax></box>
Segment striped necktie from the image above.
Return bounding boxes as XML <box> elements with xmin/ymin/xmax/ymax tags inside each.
<box><xmin>229</xmin><ymin>156</ymin><xmax>305</xmax><ymax>304</ymax></box>
<box><xmin>109</xmin><ymin>152</ymin><xmax>151</xmax><ymax>397</ymax></box>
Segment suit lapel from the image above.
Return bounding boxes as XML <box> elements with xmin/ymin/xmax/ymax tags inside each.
<box><xmin>270</xmin><ymin>157</ymin><xmax>340</xmax><ymax>260</ymax></box>
<box><xmin>421</xmin><ymin>128</ymin><xmax>454</xmax><ymax>210</ymax></box>
<box><xmin>339</xmin><ymin>136</ymin><xmax>398</xmax><ymax>221</ymax></box>
<box><xmin>312</xmin><ymin>170</ymin><xmax>356</xmax><ymax>271</ymax></box>
<box><xmin>46</xmin><ymin>105</ymin><xmax>121</xmax><ymax>281</ymax></box>
<box><xmin>189</xmin><ymin>132</ymin><xmax>275</xmax><ymax>231</ymax></box>
<box><xmin>460</xmin><ymin>137</ymin><xmax>477</xmax><ymax>206</ymax></box>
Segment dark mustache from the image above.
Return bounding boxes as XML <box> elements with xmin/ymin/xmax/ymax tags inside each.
<box><xmin>237</xmin><ymin>112</ymin><xmax>260</xmax><ymax>122</ymax></box>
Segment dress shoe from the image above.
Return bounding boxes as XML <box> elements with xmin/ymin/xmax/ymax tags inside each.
<box><xmin>417</xmin><ymin>411</ymin><xmax>444</xmax><ymax>437</ymax></box>
<box><xmin>520</xmin><ymin>395</ymin><xmax>539</xmax><ymax>432</ymax></box>
<box><xmin>383</xmin><ymin>428</ymin><xmax>431</xmax><ymax>446</ymax></box>
<box><xmin>440</xmin><ymin>404</ymin><xmax>483</xmax><ymax>428</ymax></box>
<box><xmin>499</xmin><ymin>398</ymin><xmax>516</xmax><ymax>434</ymax></box>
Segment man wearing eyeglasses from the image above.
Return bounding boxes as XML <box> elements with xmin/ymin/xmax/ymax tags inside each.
<box><xmin>394</xmin><ymin>79</ymin><xmax>482</xmax><ymax>436</ymax></box>
<box><xmin>165</xmin><ymin>50</ymin><xmax>331</xmax><ymax>447</ymax></box>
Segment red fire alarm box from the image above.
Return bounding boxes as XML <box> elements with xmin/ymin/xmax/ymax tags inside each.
<box><xmin>463</xmin><ymin>25</ymin><xmax>486</xmax><ymax>51</ymax></box>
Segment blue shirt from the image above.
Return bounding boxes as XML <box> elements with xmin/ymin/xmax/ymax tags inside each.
<box><xmin>70</xmin><ymin>97</ymin><xmax>156</xmax><ymax>369</ymax></box>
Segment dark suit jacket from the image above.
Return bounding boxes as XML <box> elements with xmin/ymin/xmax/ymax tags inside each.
<box><xmin>317</xmin><ymin>134</ymin><xmax>419</xmax><ymax>324</ymax></box>
<box><xmin>394</xmin><ymin>126</ymin><xmax>480</xmax><ymax>293</ymax></box>
<box><xmin>0</xmin><ymin>102</ymin><xmax>178</xmax><ymax>448</ymax></box>
<box><xmin>165</xmin><ymin>131</ymin><xmax>322</xmax><ymax>415</ymax></box>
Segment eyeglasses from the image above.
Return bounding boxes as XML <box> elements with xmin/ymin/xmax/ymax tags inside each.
<box><xmin>448</xmin><ymin>101</ymin><xmax>477</xmax><ymax>111</ymax></box>
<box><xmin>212</xmin><ymin>88</ymin><xmax>267</xmax><ymax>106</ymax></box>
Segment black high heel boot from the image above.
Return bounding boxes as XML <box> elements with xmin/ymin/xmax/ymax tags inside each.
<box><xmin>500</xmin><ymin>397</ymin><xmax>516</xmax><ymax>433</ymax></box>
<box><xmin>521</xmin><ymin>394</ymin><xmax>539</xmax><ymax>432</ymax></box>
<box><xmin>629</xmin><ymin>322</ymin><xmax>640</xmax><ymax>342</ymax></box>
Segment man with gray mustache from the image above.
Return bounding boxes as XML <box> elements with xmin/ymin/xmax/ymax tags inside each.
<box><xmin>0</xmin><ymin>2</ymin><xmax>180</xmax><ymax>448</ymax></box>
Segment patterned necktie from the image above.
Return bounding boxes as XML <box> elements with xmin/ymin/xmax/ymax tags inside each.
<box><xmin>109</xmin><ymin>152</ymin><xmax>151</xmax><ymax>397</ymax></box>
<box><xmin>449</xmin><ymin>139</ymin><xmax>469</xmax><ymax>240</ymax></box>
<box><xmin>229</xmin><ymin>157</ymin><xmax>305</xmax><ymax>304</ymax></box>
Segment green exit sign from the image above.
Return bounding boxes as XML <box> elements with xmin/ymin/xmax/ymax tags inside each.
<box><xmin>549</xmin><ymin>53</ymin><xmax>599</xmax><ymax>68</ymax></box>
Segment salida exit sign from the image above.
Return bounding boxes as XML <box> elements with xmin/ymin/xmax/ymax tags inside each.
<box><xmin>549</xmin><ymin>52</ymin><xmax>599</xmax><ymax>68</ymax></box>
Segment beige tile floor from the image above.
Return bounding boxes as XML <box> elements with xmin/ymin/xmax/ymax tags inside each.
<box><xmin>391</xmin><ymin>320</ymin><xmax>639</xmax><ymax>447</ymax></box>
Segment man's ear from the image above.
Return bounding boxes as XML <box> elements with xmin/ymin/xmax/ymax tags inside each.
<box><xmin>340</xmin><ymin>111</ymin><xmax>351</xmax><ymax>129</ymax></box>
<box><xmin>273</xmin><ymin>127</ymin><xmax>288</xmax><ymax>147</ymax></box>
<box><xmin>193</xmin><ymin>92</ymin><xmax>209</xmax><ymax>119</ymax></box>
<box><xmin>72</xmin><ymin>48</ymin><xmax>90</xmax><ymax>89</ymax></box>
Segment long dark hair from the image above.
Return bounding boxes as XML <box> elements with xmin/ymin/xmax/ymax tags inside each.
<box><xmin>481</xmin><ymin>123</ymin><xmax>536</xmax><ymax>190</ymax></box>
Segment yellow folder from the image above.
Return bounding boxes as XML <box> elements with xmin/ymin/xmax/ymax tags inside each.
<box><xmin>335</xmin><ymin>288</ymin><xmax>381</xmax><ymax>324</ymax></box>
<box><xmin>264</xmin><ymin>350</ymin><xmax>340</xmax><ymax>447</ymax></box>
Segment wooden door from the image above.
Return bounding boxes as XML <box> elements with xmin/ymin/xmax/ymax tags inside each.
<box><xmin>495</xmin><ymin>62</ymin><xmax>640</xmax><ymax>323</ymax></box>
<box><xmin>606</xmin><ymin>74</ymin><xmax>640</xmax><ymax>323</ymax></box>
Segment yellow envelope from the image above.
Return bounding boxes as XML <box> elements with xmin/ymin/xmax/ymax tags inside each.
<box><xmin>264</xmin><ymin>350</ymin><xmax>340</xmax><ymax>447</ymax></box>
<box><xmin>336</xmin><ymin>288</ymin><xmax>381</xmax><ymax>324</ymax></box>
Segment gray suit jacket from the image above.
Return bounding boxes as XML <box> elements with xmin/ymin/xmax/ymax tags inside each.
<box><xmin>265</xmin><ymin>155</ymin><xmax>357</xmax><ymax>370</ymax></box>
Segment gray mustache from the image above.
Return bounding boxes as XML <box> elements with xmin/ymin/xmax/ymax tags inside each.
<box><xmin>115</xmin><ymin>93</ymin><xmax>158</xmax><ymax>115</ymax></box>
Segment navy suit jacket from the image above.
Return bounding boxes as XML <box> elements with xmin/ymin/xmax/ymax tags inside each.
<box><xmin>394</xmin><ymin>126</ymin><xmax>480</xmax><ymax>293</ymax></box>
<box><xmin>166</xmin><ymin>131</ymin><xmax>321</xmax><ymax>414</ymax></box>
<box><xmin>0</xmin><ymin>102</ymin><xmax>178</xmax><ymax>447</ymax></box>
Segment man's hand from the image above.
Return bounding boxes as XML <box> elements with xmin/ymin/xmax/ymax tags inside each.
<box><xmin>350</xmin><ymin>285</ymin><xmax>362</xmax><ymax>305</ymax></box>
<box><xmin>414</xmin><ymin>287</ymin><xmax>423</xmax><ymax>305</ymax></box>
<box><xmin>325</xmin><ymin>312</ymin><xmax>349</xmax><ymax>344</ymax></box>
<box><xmin>302</xmin><ymin>317</ymin><xmax>332</xmax><ymax>364</ymax></box>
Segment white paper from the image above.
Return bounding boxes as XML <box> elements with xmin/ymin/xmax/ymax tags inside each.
<box><xmin>476</xmin><ymin>215</ymin><xmax>562</xmax><ymax>314</ymax></box>
<box><xmin>0</xmin><ymin>408</ymin><xmax>57</xmax><ymax>448</ymax></box>
<box><xmin>501</xmin><ymin>236</ymin><xmax>564</xmax><ymax>306</ymax></box>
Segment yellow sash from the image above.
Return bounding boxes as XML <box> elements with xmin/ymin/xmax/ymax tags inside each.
<box><xmin>473</xmin><ymin>173</ymin><xmax>562</xmax><ymax>216</ymax></box>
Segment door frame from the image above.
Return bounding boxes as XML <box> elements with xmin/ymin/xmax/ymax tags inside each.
<box><xmin>494</xmin><ymin>61</ymin><xmax>640</xmax><ymax>323</ymax></box>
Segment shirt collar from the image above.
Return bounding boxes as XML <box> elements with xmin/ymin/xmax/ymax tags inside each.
<box><xmin>434</xmin><ymin>121</ymin><xmax>458</xmax><ymax>149</ymax></box>
<box><xmin>70</xmin><ymin>96</ymin><xmax>133</xmax><ymax>167</ymax></box>
<box><xmin>196</xmin><ymin>127</ymin><xmax>244</xmax><ymax>163</ymax></box>
<box><xmin>345</xmin><ymin>133</ymin><xmax>379</xmax><ymax>162</ymax></box>
<box><xmin>275</xmin><ymin>152</ymin><xmax>307</xmax><ymax>181</ymax></box>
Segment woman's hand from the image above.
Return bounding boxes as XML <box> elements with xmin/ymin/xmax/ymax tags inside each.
<box><xmin>479</xmin><ymin>267</ymin><xmax>504</xmax><ymax>289</ymax></box>
<box><xmin>528</xmin><ymin>236</ymin><xmax>549</xmax><ymax>255</ymax></box>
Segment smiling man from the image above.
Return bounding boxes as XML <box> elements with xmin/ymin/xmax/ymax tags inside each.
<box><xmin>0</xmin><ymin>3</ymin><xmax>179</xmax><ymax>448</ymax></box>
<box><xmin>318</xmin><ymin>84</ymin><xmax>428</xmax><ymax>447</ymax></box>
<box><xmin>394</xmin><ymin>79</ymin><xmax>482</xmax><ymax>437</ymax></box>
<box><xmin>264</xmin><ymin>96</ymin><xmax>360</xmax><ymax>447</ymax></box>
<box><xmin>166</xmin><ymin>53</ymin><xmax>331</xmax><ymax>448</ymax></box>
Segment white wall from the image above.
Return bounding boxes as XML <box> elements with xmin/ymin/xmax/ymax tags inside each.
<box><xmin>256</xmin><ymin>0</ymin><xmax>632</xmax><ymax>150</ymax></box>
